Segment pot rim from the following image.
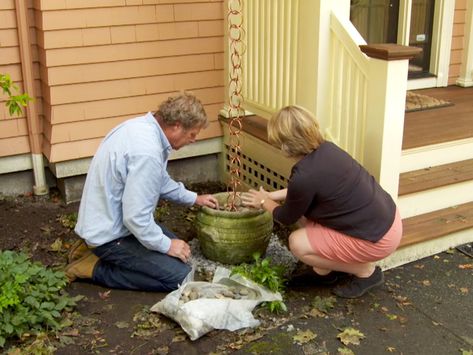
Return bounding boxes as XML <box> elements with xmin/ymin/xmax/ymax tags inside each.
<box><xmin>200</xmin><ymin>192</ymin><xmax>267</xmax><ymax>218</ymax></box>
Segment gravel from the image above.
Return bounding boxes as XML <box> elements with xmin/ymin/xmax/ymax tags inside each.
<box><xmin>189</xmin><ymin>234</ymin><xmax>298</xmax><ymax>281</ymax></box>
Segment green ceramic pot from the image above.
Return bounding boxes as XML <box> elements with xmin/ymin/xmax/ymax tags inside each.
<box><xmin>195</xmin><ymin>192</ymin><xmax>273</xmax><ymax>264</ymax></box>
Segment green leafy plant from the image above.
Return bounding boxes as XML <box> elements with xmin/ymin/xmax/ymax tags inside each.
<box><xmin>0</xmin><ymin>73</ymin><xmax>33</xmax><ymax>117</ymax></box>
<box><xmin>231</xmin><ymin>252</ymin><xmax>287</xmax><ymax>313</ymax></box>
<box><xmin>57</xmin><ymin>212</ymin><xmax>77</xmax><ymax>230</ymax></box>
<box><xmin>0</xmin><ymin>250</ymin><xmax>82</xmax><ymax>348</ymax></box>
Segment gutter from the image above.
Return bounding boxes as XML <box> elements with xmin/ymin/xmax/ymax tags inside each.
<box><xmin>14</xmin><ymin>0</ymin><xmax>48</xmax><ymax>195</ymax></box>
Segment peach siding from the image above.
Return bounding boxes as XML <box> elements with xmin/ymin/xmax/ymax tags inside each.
<box><xmin>0</xmin><ymin>0</ymin><xmax>43</xmax><ymax>158</ymax></box>
<box><xmin>449</xmin><ymin>0</ymin><xmax>466</xmax><ymax>85</ymax></box>
<box><xmin>34</xmin><ymin>0</ymin><xmax>225</xmax><ymax>163</ymax></box>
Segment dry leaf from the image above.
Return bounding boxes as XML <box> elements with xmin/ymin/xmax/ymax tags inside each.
<box><xmin>460</xmin><ymin>287</ymin><xmax>469</xmax><ymax>294</ymax></box>
<box><xmin>114</xmin><ymin>321</ymin><xmax>129</xmax><ymax>329</ymax></box>
<box><xmin>337</xmin><ymin>327</ymin><xmax>365</xmax><ymax>346</ymax></box>
<box><xmin>386</xmin><ymin>346</ymin><xmax>396</xmax><ymax>352</ymax></box>
<box><xmin>172</xmin><ymin>334</ymin><xmax>187</xmax><ymax>342</ymax></box>
<box><xmin>50</xmin><ymin>238</ymin><xmax>63</xmax><ymax>252</ymax></box>
<box><xmin>421</xmin><ymin>280</ymin><xmax>431</xmax><ymax>286</ymax></box>
<box><xmin>459</xmin><ymin>264</ymin><xmax>473</xmax><ymax>269</ymax></box>
<box><xmin>293</xmin><ymin>329</ymin><xmax>317</xmax><ymax>345</ymax></box>
<box><xmin>337</xmin><ymin>347</ymin><xmax>355</xmax><ymax>355</ymax></box>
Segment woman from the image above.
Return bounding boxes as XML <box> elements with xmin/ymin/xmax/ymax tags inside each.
<box><xmin>241</xmin><ymin>105</ymin><xmax>402</xmax><ymax>298</ymax></box>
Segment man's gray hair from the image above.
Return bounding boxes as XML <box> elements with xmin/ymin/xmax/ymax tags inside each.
<box><xmin>155</xmin><ymin>92</ymin><xmax>208</xmax><ymax>129</ymax></box>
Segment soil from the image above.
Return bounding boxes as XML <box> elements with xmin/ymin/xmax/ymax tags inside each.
<box><xmin>1</xmin><ymin>182</ymin><xmax>472</xmax><ymax>354</ymax></box>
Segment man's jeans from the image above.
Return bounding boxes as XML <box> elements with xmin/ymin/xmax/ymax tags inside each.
<box><xmin>92</xmin><ymin>225</ymin><xmax>191</xmax><ymax>291</ymax></box>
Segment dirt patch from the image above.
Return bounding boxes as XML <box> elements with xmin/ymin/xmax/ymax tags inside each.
<box><xmin>1</xmin><ymin>182</ymin><xmax>472</xmax><ymax>354</ymax></box>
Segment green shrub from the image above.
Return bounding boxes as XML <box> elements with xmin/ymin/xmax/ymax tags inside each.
<box><xmin>0</xmin><ymin>73</ymin><xmax>33</xmax><ymax>117</ymax></box>
<box><xmin>0</xmin><ymin>250</ymin><xmax>82</xmax><ymax>348</ymax></box>
<box><xmin>231</xmin><ymin>252</ymin><xmax>287</xmax><ymax>313</ymax></box>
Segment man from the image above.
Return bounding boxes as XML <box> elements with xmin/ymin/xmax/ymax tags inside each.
<box><xmin>66</xmin><ymin>92</ymin><xmax>219</xmax><ymax>291</ymax></box>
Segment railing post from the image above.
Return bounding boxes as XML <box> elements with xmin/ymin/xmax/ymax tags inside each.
<box><xmin>360</xmin><ymin>44</ymin><xmax>421</xmax><ymax>200</ymax></box>
<box><xmin>297</xmin><ymin>0</ymin><xmax>350</xmax><ymax>127</ymax></box>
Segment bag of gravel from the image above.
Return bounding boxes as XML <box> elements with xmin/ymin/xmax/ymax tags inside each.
<box><xmin>150</xmin><ymin>266</ymin><xmax>282</xmax><ymax>340</ymax></box>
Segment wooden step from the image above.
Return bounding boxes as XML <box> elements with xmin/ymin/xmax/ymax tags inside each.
<box><xmin>400</xmin><ymin>201</ymin><xmax>473</xmax><ymax>248</ymax></box>
<box><xmin>399</xmin><ymin>158</ymin><xmax>473</xmax><ymax>195</ymax></box>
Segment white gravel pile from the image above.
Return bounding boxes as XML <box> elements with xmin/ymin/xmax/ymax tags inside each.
<box><xmin>189</xmin><ymin>234</ymin><xmax>298</xmax><ymax>280</ymax></box>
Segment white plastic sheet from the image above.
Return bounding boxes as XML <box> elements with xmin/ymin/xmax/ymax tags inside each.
<box><xmin>150</xmin><ymin>267</ymin><xmax>282</xmax><ymax>340</ymax></box>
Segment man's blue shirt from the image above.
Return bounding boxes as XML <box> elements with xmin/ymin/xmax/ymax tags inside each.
<box><xmin>75</xmin><ymin>112</ymin><xmax>197</xmax><ymax>253</ymax></box>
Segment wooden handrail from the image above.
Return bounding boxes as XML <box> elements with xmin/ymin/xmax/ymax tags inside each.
<box><xmin>359</xmin><ymin>43</ymin><xmax>422</xmax><ymax>61</ymax></box>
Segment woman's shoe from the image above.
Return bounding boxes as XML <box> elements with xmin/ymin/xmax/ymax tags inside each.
<box><xmin>288</xmin><ymin>268</ymin><xmax>340</xmax><ymax>287</ymax></box>
<box><xmin>332</xmin><ymin>267</ymin><xmax>384</xmax><ymax>298</ymax></box>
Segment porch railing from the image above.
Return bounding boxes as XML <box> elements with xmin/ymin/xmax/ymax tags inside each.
<box><xmin>229</xmin><ymin>1</ymin><xmax>416</xmax><ymax>200</ymax></box>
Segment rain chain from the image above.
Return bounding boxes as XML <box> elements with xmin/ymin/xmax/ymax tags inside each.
<box><xmin>226</xmin><ymin>0</ymin><xmax>246</xmax><ymax>211</ymax></box>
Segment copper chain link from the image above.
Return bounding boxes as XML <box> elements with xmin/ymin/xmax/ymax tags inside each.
<box><xmin>226</xmin><ymin>0</ymin><xmax>246</xmax><ymax>211</ymax></box>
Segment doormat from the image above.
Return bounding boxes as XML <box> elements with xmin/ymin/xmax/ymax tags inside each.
<box><xmin>405</xmin><ymin>91</ymin><xmax>453</xmax><ymax>113</ymax></box>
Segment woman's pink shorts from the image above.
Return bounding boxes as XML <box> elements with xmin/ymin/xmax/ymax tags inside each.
<box><xmin>306</xmin><ymin>208</ymin><xmax>403</xmax><ymax>264</ymax></box>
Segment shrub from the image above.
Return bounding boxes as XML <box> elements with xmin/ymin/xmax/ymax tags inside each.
<box><xmin>0</xmin><ymin>250</ymin><xmax>82</xmax><ymax>348</ymax></box>
<box><xmin>231</xmin><ymin>252</ymin><xmax>287</xmax><ymax>313</ymax></box>
<box><xmin>0</xmin><ymin>73</ymin><xmax>33</xmax><ymax>117</ymax></box>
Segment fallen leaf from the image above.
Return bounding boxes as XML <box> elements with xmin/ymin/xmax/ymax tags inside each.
<box><xmin>172</xmin><ymin>334</ymin><xmax>187</xmax><ymax>342</ymax></box>
<box><xmin>293</xmin><ymin>329</ymin><xmax>317</xmax><ymax>345</ymax></box>
<box><xmin>460</xmin><ymin>287</ymin><xmax>469</xmax><ymax>294</ymax></box>
<box><xmin>50</xmin><ymin>238</ymin><xmax>63</xmax><ymax>252</ymax></box>
<box><xmin>337</xmin><ymin>327</ymin><xmax>365</xmax><ymax>346</ymax></box>
<box><xmin>98</xmin><ymin>290</ymin><xmax>111</xmax><ymax>300</ymax></box>
<box><xmin>459</xmin><ymin>264</ymin><xmax>473</xmax><ymax>269</ymax></box>
<box><xmin>311</xmin><ymin>295</ymin><xmax>336</xmax><ymax>314</ymax></box>
<box><xmin>414</xmin><ymin>264</ymin><xmax>425</xmax><ymax>269</ymax></box>
<box><xmin>337</xmin><ymin>347</ymin><xmax>355</xmax><ymax>355</ymax></box>
<box><xmin>421</xmin><ymin>280</ymin><xmax>431</xmax><ymax>286</ymax></box>
<box><xmin>386</xmin><ymin>313</ymin><xmax>398</xmax><ymax>321</ymax></box>
<box><xmin>386</xmin><ymin>346</ymin><xmax>396</xmax><ymax>352</ymax></box>
<box><xmin>309</xmin><ymin>308</ymin><xmax>326</xmax><ymax>318</ymax></box>
<box><xmin>114</xmin><ymin>321</ymin><xmax>129</xmax><ymax>329</ymax></box>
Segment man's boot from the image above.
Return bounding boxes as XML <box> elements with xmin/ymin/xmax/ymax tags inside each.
<box><xmin>68</xmin><ymin>239</ymin><xmax>91</xmax><ymax>263</ymax></box>
<box><xmin>65</xmin><ymin>252</ymin><xmax>99</xmax><ymax>282</ymax></box>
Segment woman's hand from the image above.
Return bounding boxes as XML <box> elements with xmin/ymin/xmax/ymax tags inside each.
<box><xmin>241</xmin><ymin>186</ymin><xmax>270</xmax><ymax>209</ymax></box>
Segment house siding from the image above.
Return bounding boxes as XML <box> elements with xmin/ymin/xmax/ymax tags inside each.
<box><xmin>12</xmin><ymin>0</ymin><xmax>224</xmax><ymax>164</ymax></box>
<box><xmin>0</xmin><ymin>0</ymin><xmax>43</xmax><ymax>159</ymax></box>
<box><xmin>449</xmin><ymin>0</ymin><xmax>466</xmax><ymax>85</ymax></box>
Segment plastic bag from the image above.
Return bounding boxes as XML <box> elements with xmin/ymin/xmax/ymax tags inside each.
<box><xmin>150</xmin><ymin>266</ymin><xmax>282</xmax><ymax>340</ymax></box>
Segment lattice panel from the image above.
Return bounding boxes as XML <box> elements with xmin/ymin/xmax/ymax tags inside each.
<box><xmin>223</xmin><ymin>144</ymin><xmax>288</xmax><ymax>191</ymax></box>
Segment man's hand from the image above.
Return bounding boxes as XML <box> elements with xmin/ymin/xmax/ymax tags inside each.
<box><xmin>195</xmin><ymin>194</ymin><xmax>219</xmax><ymax>209</ymax></box>
<box><xmin>167</xmin><ymin>239</ymin><xmax>191</xmax><ymax>263</ymax></box>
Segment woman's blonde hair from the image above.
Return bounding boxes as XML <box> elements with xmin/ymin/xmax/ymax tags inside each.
<box><xmin>268</xmin><ymin>105</ymin><xmax>324</xmax><ymax>157</ymax></box>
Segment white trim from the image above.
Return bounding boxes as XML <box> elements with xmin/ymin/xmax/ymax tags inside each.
<box><xmin>49</xmin><ymin>157</ymin><xmax>93</xmax><ymax>178</ymax></box>
<box><xmin>400</xmin><ymin>137</ymin><xmax>473</xmax><ymax>172</ymax></box>
<box><xmin>0</xmin><ymin>154</ymin><xmax>33</xmax><ymax>174</ymax></box>
<box><xmin>407</xmin><ymin>76</ymin><xmax>437</xmax><ymax>90</ymax></box>
<box><xmin>398</xmin><ymin>180</ymin><xmax>473</xmax><ymax>218</ymax></box>
<box><xmin>430</xmin><ymin>0</ymin><xmax>455</xmax><ymax>87</ymax></box>
<box><xmin>169</xmin><ymin>137</ymin><xmax>222</xmax><ymax>160</ymax></box>
<box><xmin>48</xmin><ymin>138</ymin><xmax>223</xmax><ymax>179</ymax></box>
<box><xmin>378</xmin><ymin>227</ymin><xmax>473</xmax><ymax>270</ymax></box>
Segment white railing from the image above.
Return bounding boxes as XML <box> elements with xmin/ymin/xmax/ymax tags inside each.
<box><xmin>229</xmin><ymin>1</ymin><xmax>409</xmax><ymax>199</ymax></box>
<box><xmin>242</xmin><ymin>0</ymin><xmax>299</xmax><ymax>118</ymax></box>
<box><xmin>325</xmin><ymin>14</ymin><xmax>369</xmax><ymax>163</ymax></box>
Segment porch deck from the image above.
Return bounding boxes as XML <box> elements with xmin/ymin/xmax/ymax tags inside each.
<box><xmin>403</xmin><ymin>86</ymin><xmax>473</xmax><ymax>149</ymax></box>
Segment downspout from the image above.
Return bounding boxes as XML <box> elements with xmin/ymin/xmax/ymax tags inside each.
<box><xmin>14</xmin><ymin>0</ymin><xmax>48</xmax><ymax>195</ymax></box>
